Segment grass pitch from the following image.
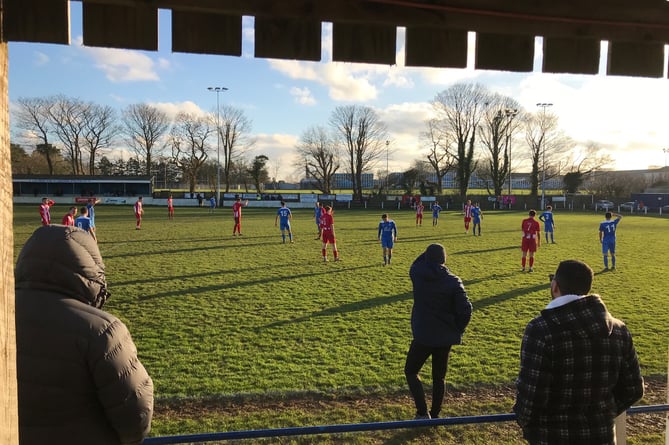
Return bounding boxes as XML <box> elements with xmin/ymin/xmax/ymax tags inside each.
<box><xmin>12</xmin><ymin>204</ymin><xmax>669</xmax><ymax>444</ymax></box>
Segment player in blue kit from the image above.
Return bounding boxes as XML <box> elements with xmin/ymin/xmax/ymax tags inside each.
<box><xmin>471</xmin><ymin>202</ymin><xmax>482</xmax><ymax>236</ymax></box>
<box><xmin>378</xmin><ymin>213</ymin><xmax>398</xmax><ymax>266</ymax></box>
<box><xmin>599</xmin><ymin>211</ymin><xmax>622</xmax><ymax>271</ymax></box>
<box><xmin>431</xmin><ymin>201</ymin><xmax>443</xmax><ymax>226</ymax></box>
<box><xmin>314</xmin><ymin>202</ymin><xmax>323</xmax><ymax>239</ymax></box>
<box><xmin>539</xmin><ymin>205</ymin><xmax>556</xmax><ymax>243</ymax></box>
<box><xmin>275</xmin><ymin>201</ymin><xmax>293</xmax><ymax>243</ymax></box>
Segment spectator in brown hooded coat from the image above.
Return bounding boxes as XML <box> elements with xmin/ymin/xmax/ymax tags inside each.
<box><xmin>14</xmin><ymin>224</ymin><xmax>154</xmax><ymax>445</ymax></box>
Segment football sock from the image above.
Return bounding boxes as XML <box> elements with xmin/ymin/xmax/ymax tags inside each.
<box><xmin>604</xmin><ymin>256</ymin><xmax>609</xmax><ymax>268</ymax></box>
<box><xmin>322</xmin><ymin>248</ymin><xmax>326</xmax><ymax>257</ymax></box>
<box><xmin>333</xmin><ymin>250</ymin><xmax>338</xmax><ymax>259</ymax></box>
<box><xmin>521</xmin><ymin>257</ymin><xmax>527</xmax><ymax>268</ymax></box>
<box><xmin>529</xmin><ymin>257</ymin><xmax>534</xmax><ymax>268</ymax></box>
<box><xmin>611</xmin><ymin>257</ymin><xmax>616</xmax><ymax>268</ymax></box>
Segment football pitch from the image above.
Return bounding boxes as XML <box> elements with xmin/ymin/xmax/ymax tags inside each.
<box><xmin>12</xmin><ymin>204</ymin><xmax>669</xmax><ymax>444</ymax></box>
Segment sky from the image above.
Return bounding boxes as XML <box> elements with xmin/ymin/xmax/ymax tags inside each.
<box><xmin>8</xmin><ymin>3</ymin><xmax>669</xmax><ymax>182</ymax></box>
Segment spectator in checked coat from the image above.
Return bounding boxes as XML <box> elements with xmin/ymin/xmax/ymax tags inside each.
<box><xmin>514</xmin><ymin>259</ymin><xmax>643</xmax><ymax>445</ymax></box>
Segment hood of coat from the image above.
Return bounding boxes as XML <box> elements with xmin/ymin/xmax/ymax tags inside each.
<box><xmin>15</xmin><ymin>225</ymin><xmax>110</xmax><ymax>308</ymax></box>
<box><xmin>410</xmin><ymin>252</ymin><xmax>450</xmax><ymax>282</ymax></box>
<box><xmin>541</xmin><ymin>295</ymin><xmax>614</xmax><ymax>338</ymax></box>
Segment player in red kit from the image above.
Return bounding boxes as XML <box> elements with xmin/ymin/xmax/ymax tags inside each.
<box><xmin>463</xmin><ymin>199</ymin><xmax>473</xmax><ymax>234</ymax></box>
<box><xmin>61</xmin><ymin>206</ymin><xmax>77</xmax><ymax>226</ymax></box>
<box><xmin>167</xmin><ymin>194</ymin><xmax>174</xmax><ymax>220</ymax></box>
<box><xmin>415</xmin><ymin>201</ymin><xmax>424</xmax><ymax>227</ymax></box>
<box><xmin>319</xmin><ymin>206</ymin><xmax>339</xmax><ymax>262</ymax></box>
<box><xmin>134</xmin><ymin>196</ymin><xmax>144</xmax><ymax>230</ymax></box>
<box><xmin>232</xmin><ymin>197</ymin><xmax>249</xmax><ymax>236</ymax></box>
<box><xmin>520</xmin><ymin>209</ymin><xmax>541</xmax><ymax>272</ymax></box>
<box><xmin>39</xmin><ymin>197</ymin><xmax>55</xmax><ymax>225</ymax></box>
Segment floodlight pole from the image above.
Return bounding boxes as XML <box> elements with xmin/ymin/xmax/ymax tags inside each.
<box><xmin>385</xmin><ymin>140</ymin><xmax>389</xmax><ymax>192</ymax></box>
<box><xmin>504</xmin><ymin>108</ymin><xmax>518</xmax><ymax>209</ymax></box>
<box><xmin>207</xmin><ymin>86</ymin><xmax>228</xmax><ymax>205</ymax></box>
<box><xmin>663</xmin><ymin>148</ymin><xmax>669</xmax><ymax>167</ymax></box>
<box><xmin>537</xmin><ymin>103</ymin><xmax>553</xmax><ymax>210</ymax></box>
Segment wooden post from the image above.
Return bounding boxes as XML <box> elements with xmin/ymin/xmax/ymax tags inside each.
<box><xmin>0</xmin><ymin>38</ymin><xmax>19</xmax><ymax>444</ymax></box>
<box><xmin>665</xmin><ymin>346</ymin><xmax>668</xmax><ymax>445</ymax></box>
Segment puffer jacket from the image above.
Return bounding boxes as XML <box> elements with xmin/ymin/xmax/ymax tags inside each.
<box><xmin>15</xmin><ymin>225</ymin><xmax>154</xmax><ymax>445</ymax></box>
<box><xmin>409</xmin><ymin>253</ymin><xmax>473</xmax><ymax>347</ymax></box>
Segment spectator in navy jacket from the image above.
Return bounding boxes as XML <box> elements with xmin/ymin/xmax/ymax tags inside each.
<box><xmin>405</xmin><ymin>243</ymin><xmax>472</xmax><ymax>419</ymax></box>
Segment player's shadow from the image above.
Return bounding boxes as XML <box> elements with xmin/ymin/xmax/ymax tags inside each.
<box><xmin>474</xmin><ymin>282</ymin><xmax>551</xmax><ymax>310</ymax></box>
<box><xmin>256</xmin><ymin>291</ymin><xmax>412</xmax><ymax>332</ymax></box>
<box><xmin>109</xmin><ymin>263</ymin><xmax>279</xmax><ymax>287</ymax></box>
<box><xmin>137</xmin><ymin>264</ymin><xmax>380</xmax><ymax>300</ymax></box>
<box><xmin>103</xmin><ymin>240</ymin><xmax>227</xmax><ymax>258</ymax></box>
<box><xmin>452</xmin><ymin>245</ymin><xmax>518</xmax><ymax>255</ymax></box>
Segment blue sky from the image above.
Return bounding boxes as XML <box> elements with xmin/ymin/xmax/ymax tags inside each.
<box><xmin>9</xmin><ymin>4</ymin><xmax>669</xmax><ymax>181</ymax></box>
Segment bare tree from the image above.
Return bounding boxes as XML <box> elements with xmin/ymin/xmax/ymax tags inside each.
<box><xmin>168</xmin><ymin>112</ymin><xmax>213</xmax><ymax>193</ymax></box>
<box><xmin>420</xmin><ymin>118</ymin><xmax>455</xmax><ymax>194</ymax></box>
<box><xmin>218</xmin><ymin>106</ymin><xmax>253</xmax><ymax>192</ymax></box>
<box><xmin>562</xmin><ymin>142</ymin><xmax>615</xmax><ymax>193</ymax></box>
<box><xmin>80</xmin><ymin>103</ymin><xmax>117</xmax><ymax>174</ymax></box>
<box><xmin>14</xmin><ymin>97</ymin><xmax>59</xmax><ymax>174</ymax></box>
<box><xmin>478</xmin><ymin>95</ymin><xmax>523</xmax><ymax>197</ymax></box>
<box><xmin>525</xmin><ymin>109</ymin><xmax>571</xmax><ymax>199</ymax></box>
<box><xmin>329</xmin><ymin>105</ymin><xmax>387</xmax><ymax>201</ymax></box>
<box><xmin>402</xmin><ymin>160</ymin><xmax>432</xmax><ymax>195</ymax></box>
<box><xmin>296</xmin><ymin>125</ymin><xmax>340</xmax><ymax>194</ymax></box>
<box><xmin>47</xmin><ymin>95</ymin><xmax>89</xmax><ymax>174</ymax></box>
<box><xmin>122</xmin><ymin>103</ymin><xmax>170</xmax><ymax>175</ymax></box>
<box><xmin>248</xmin><ymin>155</ymin><xmax>269</xmax><ymax>193</ymax></box>
<box><xmin>433</xmin><ymin>83</ymin><xmax>488</xmax><ymax>198</ymax></box>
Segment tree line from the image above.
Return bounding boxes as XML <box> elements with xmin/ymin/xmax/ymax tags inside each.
<box><xmin>13</xmin><ymin>83</ymin><xmax>632</xmax><ymax>199</ymax></box>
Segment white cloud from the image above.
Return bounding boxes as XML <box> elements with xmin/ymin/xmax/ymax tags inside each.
<box><xmin>33</xmin><ymin>51</ymin><xmax>49</xmax><ymax>66</ymax></box>
<box><xmin>251</xmin><ymin>133</ymin><xmax>302</xmax><ymax>179</ymax></box>
<box><xmin>290</xmin><ymin>87</ymin><xmax>316</xmax><ymax>105</ymax></box>
<box><xmin>149</xmin><ymin>101</ymin><xmax>205</xmax><ymax>120</ymax></box>
<box><xmin>75</xmin><ymin>36</ymin><xmax>163</xmax><ymax>82</ymax></box>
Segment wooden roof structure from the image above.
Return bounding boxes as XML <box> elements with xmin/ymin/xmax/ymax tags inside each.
<box><xmin>5</xmin><ymin>0</ymin><xmax>669</xmax><ymax>78</ymax></box>
<box><xmin>1</xmin><ymin>2</ymin><xmax>669</xmax><ymax>443</ymax></box>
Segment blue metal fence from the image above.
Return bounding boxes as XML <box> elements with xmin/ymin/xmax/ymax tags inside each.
<box><xmin>143</xmin><ymin>404</ymin><xmax>669</xmax><ymax>444</ymax></box>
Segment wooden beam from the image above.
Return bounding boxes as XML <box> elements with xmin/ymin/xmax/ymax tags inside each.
<box><xmin>172</xmin><ymin>11</ymin><xmax>242</xmax><ymax>56</ymax></box>
<box><xmin>83</xmin><ymin>2</ymin><xmax>158</xmax><ymax>50</ymax></box>
<box><xmin>405</xmin><ymin>27</ymin><xmax>467</xmax><ymax>68</ymax></box>
<box><xmin>475</xmin><ymin>33</ymin><xmax>534</xmax><ymax>72</ymax></box>
<box><xmin>0</xmin><ymin>38</ymin><xmax>19</xmax><ymax>445</ymax></box>
<box><xmin>543</xmin><ymin>37</ymin><xmax>600</xmax><ymax>75</ymax></box>
<box><xmin>607</xmin><ymin>40</ymin><xmax>666</xmax><ymax>78</ymax></box>
<box><xmin>333</xmin><ymin>22</ymin><xmax>396</xmax><ymax>65</ymax></box>
<box><xmin>4</xmin><ymin>0</ymin><xmax>69</xmax><ymax>44</ymax></box>
<box><xmin>255</xmin><ymin>18</ymin><xmax>321</xmax><ymax>61</ymax></box>
<box><xmin>70</xmin><ymin>0</ymin><xmax>669</xmax><ymax>43</ymax></box>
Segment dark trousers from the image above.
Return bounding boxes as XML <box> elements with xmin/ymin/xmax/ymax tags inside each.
<box><xmin>404</xmin><ymin>340</ymin><xmax>452</xmax><ymax>418</ymax></box>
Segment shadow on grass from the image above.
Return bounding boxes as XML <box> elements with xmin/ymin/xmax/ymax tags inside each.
<box><xmin>138</xmin><ymin>264</ymin><xmax>381</xmax><ymax>300</ymax></box>
<box><xmin>256</xmin><ymin>291</ymin><xmax>412</xmax><ymax>332</ymax></box>
<box><xmin>103</xmin><ymin>235</ymin><xmax>293</xmax><ymax>259</ymax></box>
<box><xmin>474</xmin><ymin>282</ymin><xmax>551</xmax><ymax>310</ymax></box>
<box><xmin>452</xmin><ymin>245</ymin><xmax>518</xmax><ymax>255</ymax></box>
<box><xmin>109</xmin><ymin>263</ymin><xmax>283</xmax><ymax>287</ymax></box>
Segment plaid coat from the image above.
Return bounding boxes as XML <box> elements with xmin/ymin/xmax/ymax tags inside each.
<box><xmin>513</xmin><ymin>295</ymin><xmax>643</xmax><ymax>445</ymax></box>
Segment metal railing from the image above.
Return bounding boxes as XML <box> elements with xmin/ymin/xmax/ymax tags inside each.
<box><xmin>143</xmin><ymin>404</ymin><xmax>669</xmax><ymax>445</ymax></box>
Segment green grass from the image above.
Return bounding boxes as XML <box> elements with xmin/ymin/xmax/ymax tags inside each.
<box><xmin>12</xmin><ymin>204</ymin><xmax>669</xmax><ymax>444</ymax></box>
